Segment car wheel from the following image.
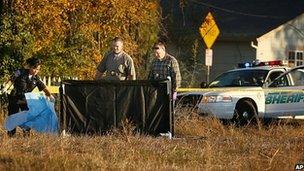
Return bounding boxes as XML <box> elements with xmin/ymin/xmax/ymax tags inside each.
<box><xmin>233</xmin><ymin>100</ymin><xmax>258</xmax><ymax>126</ymax></box>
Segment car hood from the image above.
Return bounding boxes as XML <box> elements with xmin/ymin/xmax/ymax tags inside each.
<box><xmin>177</xmin><ymin>87</ymin><xmax>263</xmax><ymax>96</ymax></box>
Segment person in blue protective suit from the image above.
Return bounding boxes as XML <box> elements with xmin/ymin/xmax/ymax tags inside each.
<box><xmin>6</xmin><ymin>57</ymin><xmax>54</xmax><ymax>137</ymax></box>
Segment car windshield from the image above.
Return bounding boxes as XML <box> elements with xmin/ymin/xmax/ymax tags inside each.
<box><xmin>209</xmin><ymin>69</ymin><xmax>269</xmax><ymax>88</ymax></box>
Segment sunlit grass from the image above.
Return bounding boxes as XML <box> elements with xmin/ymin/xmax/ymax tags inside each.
<box><xmin>0</xmin><ymin>106</ymin><xmax>304</xmax><ymax>170</ymax></box>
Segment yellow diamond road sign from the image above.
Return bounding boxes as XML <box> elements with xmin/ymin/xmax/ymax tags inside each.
<box><xmin>199</xmin><ymin>12</ymin><xmax>220</xmax><ymax>49</ymax></box>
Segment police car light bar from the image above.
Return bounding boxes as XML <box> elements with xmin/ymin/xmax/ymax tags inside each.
<box><xmin>238</xmin><ymin>60</ymin><xmax>287</xmax><ymax>68</ymax></box>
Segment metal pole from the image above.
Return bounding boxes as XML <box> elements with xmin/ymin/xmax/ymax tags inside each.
<box><xmin>206</xmin><ymin>65</ymin><xmax>210</xmax><ymax>84</ymax></box>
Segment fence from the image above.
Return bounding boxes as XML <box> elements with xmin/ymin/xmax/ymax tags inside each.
<box><xmin>41</xmin><ymin>76</ymin><xmax>78</xmax><ymax>86</ymax></box>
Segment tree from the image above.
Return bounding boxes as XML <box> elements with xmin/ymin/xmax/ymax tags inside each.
<box><xmin>0</xmin><ymin>0</ymin><xmax>161</xmax><ymax>81</ymax></box>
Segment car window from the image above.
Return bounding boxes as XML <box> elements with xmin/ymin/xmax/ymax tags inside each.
<box><xmin>270</xmin><ymin>75</ymin><xmax>289</xmax><ymax>87</ymax></box>
<box><xmin>289</xmin><ymin>69</ymin><xmax>304</xmax><ymax>86</ymax></box>
<box><xmin>267</xmin><ymin>71</ymin><xmax>283</xmax><ymax>82</ymax></box>
<box><xmin>269</xmin><ymin>67</ymin><xmax>304</xmax><ymax>87</ymax></box>
<box><xmin>209</xmin><ymin>69</ymin><xmax>268</xmax><ymax>87</ymax></box>
<box><xmin>266</xmin><ymin>71</ymin><xmax>289</xmax><ymax>87</ymax></box>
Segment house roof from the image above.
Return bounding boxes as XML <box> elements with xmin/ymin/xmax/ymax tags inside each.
<box><xmin>161</xmin><ymin>0</ymin><xmax>304</xmax><ymax>41</ymax></box>
<box><xmin>257</xmin><ymin>13</ymin><xmax>304</xmax><ymax>40</ymax></box>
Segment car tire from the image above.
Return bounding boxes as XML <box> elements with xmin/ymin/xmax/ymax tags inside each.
<box><xmin>233</xmin><ymin>100</ymin><xmax>258</xmax><ymax>126</ymax></box>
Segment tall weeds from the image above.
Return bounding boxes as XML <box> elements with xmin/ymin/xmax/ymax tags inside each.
<box><xmin>0</xmin><ymin>106</ymin><xmax>303</xmax><ymax>170</ymax></box>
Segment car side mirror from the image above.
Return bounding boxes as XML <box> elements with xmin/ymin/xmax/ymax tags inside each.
<box><xmin>200</xmin><ymin>82</ymin><xmax>207</xmax><ymax>88</ymax></box>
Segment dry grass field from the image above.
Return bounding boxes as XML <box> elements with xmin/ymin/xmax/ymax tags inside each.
<box><xmin>0</xmin><ymin>105</ymin><xmax>304</xmax><ymax>170</ymax></box>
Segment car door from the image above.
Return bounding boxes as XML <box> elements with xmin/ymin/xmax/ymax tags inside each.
<box><xmin>264</xmin><ymin>66</ymin><xmax>304</xmax><ymax>117</ymax></box>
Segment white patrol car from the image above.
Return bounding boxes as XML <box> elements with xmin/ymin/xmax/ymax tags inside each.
<box><xmin>177</xmin><ymin>60</ymin><xmax>304</xmax><ymax>125</ymax></box>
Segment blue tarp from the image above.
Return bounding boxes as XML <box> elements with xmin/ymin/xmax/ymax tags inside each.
<box><xmin>4</xmin><ymin>92</ymin><xmax>59</xmax><ymax>134</ymax></box>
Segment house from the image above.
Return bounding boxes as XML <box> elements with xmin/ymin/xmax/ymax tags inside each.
<box><xmin>160</xmin><ymin>0</ymin><xmax>304</xmax><ymax>86</ymax></box>
<box><xmin>255</xmin><ymin>13</ymin><xmax>304</xmax><ymax>67</ymax></box>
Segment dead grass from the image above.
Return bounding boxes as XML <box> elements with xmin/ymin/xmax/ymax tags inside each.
<box><xmin>0</xmin><ymin>106</ymin><xmax>304</xmax><ymax>170</ymax></box>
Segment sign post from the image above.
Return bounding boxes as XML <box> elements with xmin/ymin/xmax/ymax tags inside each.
<box><xmin>205</xmin><ymin>49</ymin><xmax>213</xmax><ymax>84</ymax></box>
<box><xmin>199</xmin><ymin>12</ymin><xmax>220</xmax><ymax>84</ymax></box>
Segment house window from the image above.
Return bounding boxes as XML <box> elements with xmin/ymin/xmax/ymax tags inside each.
<box><xmin>288</xmin><ymin>51</ymin><xmax>304</xmax><ymax>67</ymax></box>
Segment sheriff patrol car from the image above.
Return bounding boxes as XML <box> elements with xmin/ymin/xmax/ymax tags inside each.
<box><xmin>177</xmin><ymin>60</ymin><xmax>304</xmax><ymax>125</ymax></box>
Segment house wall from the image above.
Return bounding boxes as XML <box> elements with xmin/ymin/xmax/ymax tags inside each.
<box><xmin>167</xmin><ymin>40</ymin><xmax>256</xmax><ymax>86</ymax></box>
<box><xmin>209</xmin><ymin>41</ymin><xmax>256</xmax><ymax>80</ymax></box>
<box><xmin>256</xmin><ymin>14</ymin><xmax>304</xmax><ymax>61</ymax></box>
